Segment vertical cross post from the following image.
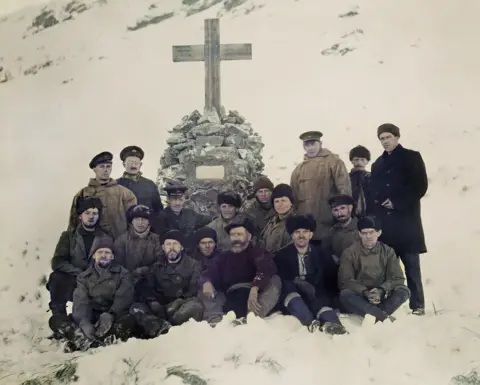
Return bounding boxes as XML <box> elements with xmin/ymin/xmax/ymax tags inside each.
<box><xmin>204</xmin><ymin>19</ymin><xmax>221</xmax><ymax>114</ymax></box>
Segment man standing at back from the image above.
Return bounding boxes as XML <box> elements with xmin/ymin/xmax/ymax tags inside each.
<box><xmin>68</xmin><ymin>152</ymin><xmax>137</xmax><ymax>240</ymax></box>
<box><xmin>370</xmin><ymin>123</ymin><xmax>428</xmax><ymax>316</ymax></box>
<box><xmin>117</xmin><ymin>146</ymin><xmax>163</xmax><ymax>216</ymax></box>
<box><xmin>290</xmin><ymin>131</ymin><xmax>351</xmax><ymax>246</ymax></box>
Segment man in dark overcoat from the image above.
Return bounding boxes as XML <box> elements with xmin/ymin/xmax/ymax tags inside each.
<box><xmin>370</xmin><ymin>123</ymin><xmax>428</xmax><ymax>315</ymax></box>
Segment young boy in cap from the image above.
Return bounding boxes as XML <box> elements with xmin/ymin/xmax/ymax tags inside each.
<box><xmin>193</xmin><ymin>227</ymin><xmax>219</xmax><ymax>272</ymax></box>
<box><xmin>338</xmin><ymin>216</ymin><xmax>410</xmax><ymax>323</ymax></box>
<box><xmin>68</xmin><ymin>151</ymin><xmax>137</xmax><ymax>240</ymax></box>
<box><xmin>275</xmin><ymin>214</ymin><xmax>347</xmax><ymax>335</ymax></box>
<box><xmin>290</xmin><ymin>131</ymin><xmax>351</xmax><ymax>245</ymax></box>
<box><xmin>349</xmin><ymin>145</ymin><xmax>373</xmax><ymax>217</ymax></box>
<box><xmin>117</xmin><ymin>146</ymin><xmax>164</xmax><ymax>216</ymax></box>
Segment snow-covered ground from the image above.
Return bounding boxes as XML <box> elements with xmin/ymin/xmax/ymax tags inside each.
<box><xmin>1</xmin><ymin>0</ymin><xmax>480</xmax><ymax>383</ymax></box>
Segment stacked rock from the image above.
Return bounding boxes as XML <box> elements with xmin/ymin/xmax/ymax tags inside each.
<box><xmin>157</xmin><ymin>108</ymin><xmax>266</xmax><ymax>217</ymax></box>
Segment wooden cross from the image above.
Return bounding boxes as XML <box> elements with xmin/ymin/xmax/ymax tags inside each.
<box><xmin>172</xmin><ymin>18</ymin><xmax>252</xmax><ymax>115</ymax></box>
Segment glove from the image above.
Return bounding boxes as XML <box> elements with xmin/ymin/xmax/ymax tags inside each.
<box><xmin>148</xmin><ymin>301</ymin><xmax>166</xmax><ymax>318</ymax></box>
<box><xmin>94</xmin><ymin>312</ymin><xmax>114</xmax><ymax>338</ymax></box>
<box><xmin>79</xmin><ymin>320</ymin><xmax>95</xmax><ymax>340</ymax></box>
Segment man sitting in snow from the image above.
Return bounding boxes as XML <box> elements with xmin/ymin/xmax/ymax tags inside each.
<box><xmin>113</xmin><ymin>204</ymin><xmax>163</xmax><ymax>284</ymax></box>
<box><xmin>153</xmin><ymin>180</ymin><xmax>211</xmax><ymax>252</ymax></box>
<box><xmin>207</xmin><ymin>191</ymin><xmax>259</xmax><ymax>252</ymax></box>
<box><xmin>240</xmin><ymin>176</ymin><xmax>275</xmax><ymax>233</ymax></box>
<box><xmin>47</xmin><ymin>196</ymin><xmax>110</xmax><ymax>333</ymax></box>
<box><xmin>193</xmin><ymin>227</ymin><xmax>220</xmax><ymax>272</ymax></box>
<box><xmin>322</xmin><ymin>194</ymin><xmax>360</xmax><ymax>264</ymax></box>
<box><xmin>260</xmin><ymin>183</ymin><xmax>296</xmax><ymax>254</ymax></box>
<box><xmin>131</xmin><ymin>230</ymin><xmax>203</xmax><ymax>337</ymax></box>
<box><xmin>49</xmin><ymin>239</ymin><xmax>135</xmax><ymax>351</ymax></box>
<box><xmin>338</xmin><ymin>216</ymin><xmax>410</xmax><ymax>323</ymax></box>
<box><xmin>200</xmin><ymin>217</ymin><xmax>281</xmax><ymax>325</ymax></box>
<box><xmin>275</xmin><ymin>214</ymin><xmax>347</xmax><ymax>335</ymax></box>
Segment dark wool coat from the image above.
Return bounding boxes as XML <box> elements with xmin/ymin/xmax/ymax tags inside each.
<box><xmin>370</xmin><ymin>144</ymin><xmax>428</xmax><ymax>254</ymax></box>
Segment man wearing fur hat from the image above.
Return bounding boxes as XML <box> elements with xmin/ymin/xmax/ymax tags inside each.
<box><xmin>349</xmin><ymin>145</ymin><xmax>373</xmax><ymax>217</ymax></box>
<box><xmin>338</xmin><ymin>216</ymin><xmax>410</xmax><ymax>323</ymax></box>
<box><xmin>49</xmin><ymin>239</ymin><xmax>135</xmax><ymax>351</ymax></box>
<box><xmin>240</xmin><ymin>176</ymin><xmax>275</xmax><ymax>232</ymax></box>
<box><xmin>207</xmin><ymin>191</ymin><xmax>258</xmax><ymax>252</ymax></box>
<box><xmin>370</xmin><ymin>123</ymin><xmax>428</xmax><ymax>315</ymax></box>
<box><xmin>290</xmin><ymin>131</ymin><xmax>351</xmax><ymax>245</ymax></box>
<box><xmin>260</xmin><ymin>184</ymin><xmax>295</xmax><ymax>254</ymax></box>
<box><xmin>113</xmin><ymin>204</ymin><xmax>163</xmax><ymax>284</ymax></box>
<box><xmin>322</xmin><ymin>194</ymin><xmax>360</xmax><ymax>264</ymax></box>
<box><xmin>193</xmin><ymin>227</ymin><xmax>219</xmax><ymax>272</ymax></box>
<box><xmin>154</xmin><ymin>180</ymin><xmax>211</xmax><ymax>251</ymax></box>
<box><xmin>68</xmin><ymin>151</ymin><xmax>137</xmax><ymax>240</ymax></box>
<box><xmin>48</xmin><ymin>197</ymin><xmax>111</xmax><ymax>323</ymax></box>
<box><xmin>275</xmin><ymin>214</ymin><xmax>347</xmax><ymax>335</ymax></box>
<box><xmin>131</xmin><ymin>230</ymin><xmax>203</xmax><ymax>335</ymax></box>
<box><xmin>117</xmin><ymin>146</ymin><xmax>164</xmax><ymax>216</ymax></box>
<box><xmin>200</xmin><ymin>217</ymin><xmax>281</xmax><ymax>325</ymax></box>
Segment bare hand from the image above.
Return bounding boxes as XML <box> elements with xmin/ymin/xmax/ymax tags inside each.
<box><xmin>368</xmin><ymin>288</ymin><xmax>383</xmax><ymax>305</ymax></box>
<box><xmin>381</xmin><ymin>199</ymin><xmax>394</xmax><ymax>210</ymax></box>
<box><xmin>202</xmin><ymin>281</ymin><xmax>216</xmax><ymax>299</ymax></box>
<box><xmin>247</xmin><ymin>287</ymin><xmax>261</xmax><ymax>315</ymax></box>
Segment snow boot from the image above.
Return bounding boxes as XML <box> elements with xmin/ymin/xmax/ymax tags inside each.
<box><xmin>322</xmin><ymin>322</ymin><xmax>348</xmax><ymax>335</ymax></box>
<box><xmin>286</xmin><ymin>296</ymin><xmax>314</xmax><ymax>326</ymax></box>
<box><xmin>144</xmin><ymin>318</ymin><xmax>171</xmax><ymax>338</ymax></box>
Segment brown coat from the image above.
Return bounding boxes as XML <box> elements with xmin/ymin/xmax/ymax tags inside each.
<box><xmin>338</xmin><ymin>241</ymin><xmax>405</xmax><ymax>295</ymax></box>
<box><xmin>290</xmin><ymin>149</ymin><xmax>351</xmax><ymax>240</ymax></box>
<box><xmin>240</xmin><ymin>199</ymin><xmax>275</xmax><ymax>232</ymax></box>
<box><xmin>322</xmin><ymin>217</ymin><xmax>360</xmax><ymax>261</ymax></box>
<box><xmin>260</xmin><ymin>210</ymin><xmax>294</xmax><ymax>254</ymax></box>
<box><xmin>68</xmin><ymin>178</ymin><xmax>137</xmax><ymax>240</ymax></box>
<box><xmin>113</xmin><ymin>228</ymin><xmax>163</xmax><ymax>283</ymax></box>
<box><xmin>72</xmin><ymin>264</ymin><xmax>134</xmax><ymax>323</ymax></box>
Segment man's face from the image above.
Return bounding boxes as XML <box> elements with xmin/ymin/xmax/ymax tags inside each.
<box><xmin>379</xmin><ymin>132</ymin><xmax>399</xmax><ymax>153</ymax></box>
<box><xmin>292</xmin><ymin>229</ymin><xmax>312</xmax><ymax>248</ymax></box>
<box><xmin>351</xmin><ymin>157</ymin><xmax>368</xmax><ymax>171</ymax></box>
<box><xmin>220</xmin><ymin>203</ymin><xmax>236</xmax><ymax>220</ymax></box>
<box><xmin>229</xmin><ymin>227</ymin><xmax>251</xmax><ymax>253</ymax></box>
<box><xmin>79</xmin><ymin>208</ymin><xmax>100</xmax><ymax>228</ymax></box>
<box><xmin>124</xmin><ymin>156</ymin><xmax>142</xmax><ymax>175</ymax></box>
<box><xmin>332</xmin><ymin>204</ymin><xmax>352</xmax><ymax>223</ymax></box>
<box><xmin>168</xmin><ymin>196</ymin><xmax>185</xmax><ymax>212</ymax></box>
<box><xmin>162</xmin><ymin>239</ymin><xmax>183</xmax><ymax>261</ymax></box>
<box><xmin>303</xmin><ymin>140</ymin><xmax>321</xmax><ymax>158</ymax></box>
<box><xmin>93</xmin><ymin>248</ymin><xmax>114</xmax><ymax>268</ymax></box>
<box><xmin>274</xmin><ymin>197</ymin><xmax>292</xmax><ymax>215</ymax></box>
<box><xmin>359</xmin><ymin>228</ymin><xmax>381</xmax><ymax>248</ymax></box>
<box><xmin>132</xmin><ymin>217</ymin><xmax>150</xmax><ymax>233</ymax></box>
<box><xmin>198</xmin><ymin>237</ymin><xmax>216</xmax><ymax>257</ymax></box>
<box><xmin>256</xmin><ymin>188</ymin><xmax>272</xmax><ymax>204</ymax></box>
<box><xmin>93</xmin><ymin>163</ymin><xmax>112</xmax><ymax>181</ymax></box>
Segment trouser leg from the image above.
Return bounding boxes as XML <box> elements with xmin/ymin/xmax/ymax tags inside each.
<box><xmin>379</xmin><ymin>286</ymin><xmax>411</xmax><ymax>316</ymax></box>
<box><xmin>339</xmin><ymin>289</ymin><xmax>388</xmax><ymax>322</ymax></box>
<box><xmin>199</xmin><ymin>290</ymin><xmax>227</xmax><ymax>324</ymax></box>
<box><xmin>169</xmin><ymin>298</ymin><xmax>204</xmax><ymax>326</ymax></box>
<box><xmin>47</xmin><ymin>271</ymin><xmax>77</xmax><ymax>315</ymax></box>
<box><xmin>398</xmin><ymin>252</ymin><xmax>425</xmax><ymax>309</ymax></box>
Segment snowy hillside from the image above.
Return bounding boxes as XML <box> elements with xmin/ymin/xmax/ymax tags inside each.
<box><xmin>1</xmin><ymin>0</ymin><xmax>480</xmax><ymax>383</ymax></box>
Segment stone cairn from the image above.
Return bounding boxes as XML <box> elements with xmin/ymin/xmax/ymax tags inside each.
<box><xmin>157</xmin><ymin>108</ymin><xmax>266</xmax><ymax>217</ymax></box>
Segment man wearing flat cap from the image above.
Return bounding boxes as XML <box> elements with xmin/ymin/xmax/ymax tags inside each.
<box><xmin>153</xmin><ymin>180</ymin><xmax>211</xmax><ymax>252</ymax></box>
<box><xmin>338</xmin><ymin>216</ymin><xmax>410</xmax><ymax>323</ymax></box>
<box><xmin>240</xmin><ymin>176</ymin><xmax>276</xmax><ymax>232</ymax></box>
<box><xmin>207</xmin><ymin>190</ymin><xmax>258</xmax><ymax>252</ymax></box>
<box><xmin>200</xmin><ymin>217</ymin><xmax>281</xmax><ymax>325</ymax></box>
<box><xmin>349</xmin><ymin>145</ymin><xmax>373</xmax><ymax>217</ymax></box>
<box><xmin>68</xmin><ymin>151</ymin><xmax>137</xmax><ymax>240</ymax></box>
<box><xmin>322</xmin><ymin>194</ymin><xmax>360</xmax><ymax>264</ymax></box>
<box><xmin>117</xmin><ymin>146</ymin><xmax>164</xmax><ymax>217</ymax></box>
<box><xmin>370</xmin><ymin>123</ymin><xmax>428</xmax><ymax>316</ymax></box>
<box><xmin>275</xmin><ymin>214</ymin><xmax>347</xmax><ymax>335</ymax></box>
<box><xmin>290</xmin><ymin>131</ymin><xmax>351</xmax><ymax>245</ymax></box>
<box><xmin>131</xmin><ymin>230</ymin><xmax>203</xmax><ymax>336</ymax></box>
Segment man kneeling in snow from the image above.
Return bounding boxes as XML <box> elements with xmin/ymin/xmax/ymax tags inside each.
<box><xmin>338</xmin><ymin>216</ymin><xmax>410</xmax><ymax>323</ymax></box>
<box><xmin>49</xmin><ymin>239</ymin><xmax>136</xmax><ymax>351</ymax></box>
<box><xmin>275</xmin><ymin>214</ymin><xmax>347</xmax><ymax>335</ymax></box>
<box><xmin>200</xmin><ymin>217</ymin><xmax>281</xmax><ymax>326</ymax></box>
<box><xmin>130</xmin><ymin>230</ymin><xmax>203</xmax><ymax>337</ymax></box>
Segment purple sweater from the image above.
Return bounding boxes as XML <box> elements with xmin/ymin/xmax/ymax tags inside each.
<box><xmin>200</xmin><ymin>244</ymin><xmax>276</xmax><ymax>291</ymax></box>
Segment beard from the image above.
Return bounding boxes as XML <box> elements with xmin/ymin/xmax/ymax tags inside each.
<box><xmin>82</xmin><ymin>220</ymin><xmax>97</xmax><ymax>229</ymax></box>
<box><xmin>97</xmin><ymin>259</ymin><xmax>112</xmax><ymax>268</ymax></box>
<box><xmin>335</xmin><ymin>215</ymin><xmax>349</xmax><ymax>223</ymax></box>
<box><xmin>231</xmin><ymin>240</ymin><xmax>248</xmax><ymax>253</ymax></box>
<box><xmin>167</xmin><ymin>250</ymin><xmax>182</xmax><ymax>262</ymax></box>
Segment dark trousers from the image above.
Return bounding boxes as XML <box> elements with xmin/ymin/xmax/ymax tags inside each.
<box><xmin>339</xmin><ymin>286</ymin><xmax>410</xmax><ymax>321</ymax></box>
<box><xmin>47</xmin><ymin>271</ymin><xmax>77</xmax><ymax>314</ymax></box>
<box><xmin>398</xmin><ymin>252</ymin><xmax>425</xmax><ymax>309</ymax></box>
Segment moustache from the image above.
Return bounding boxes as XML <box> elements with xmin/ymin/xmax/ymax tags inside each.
<box><xmin>231</xmin><ymin>240</ymin><xmax>243</xmax><ymax>246</ymax></box>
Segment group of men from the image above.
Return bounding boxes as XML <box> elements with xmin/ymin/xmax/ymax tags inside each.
<box><xmin>46</xmin><ymin>122</ymin><xmax>429</xmax><ymax>352</ymax></box>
